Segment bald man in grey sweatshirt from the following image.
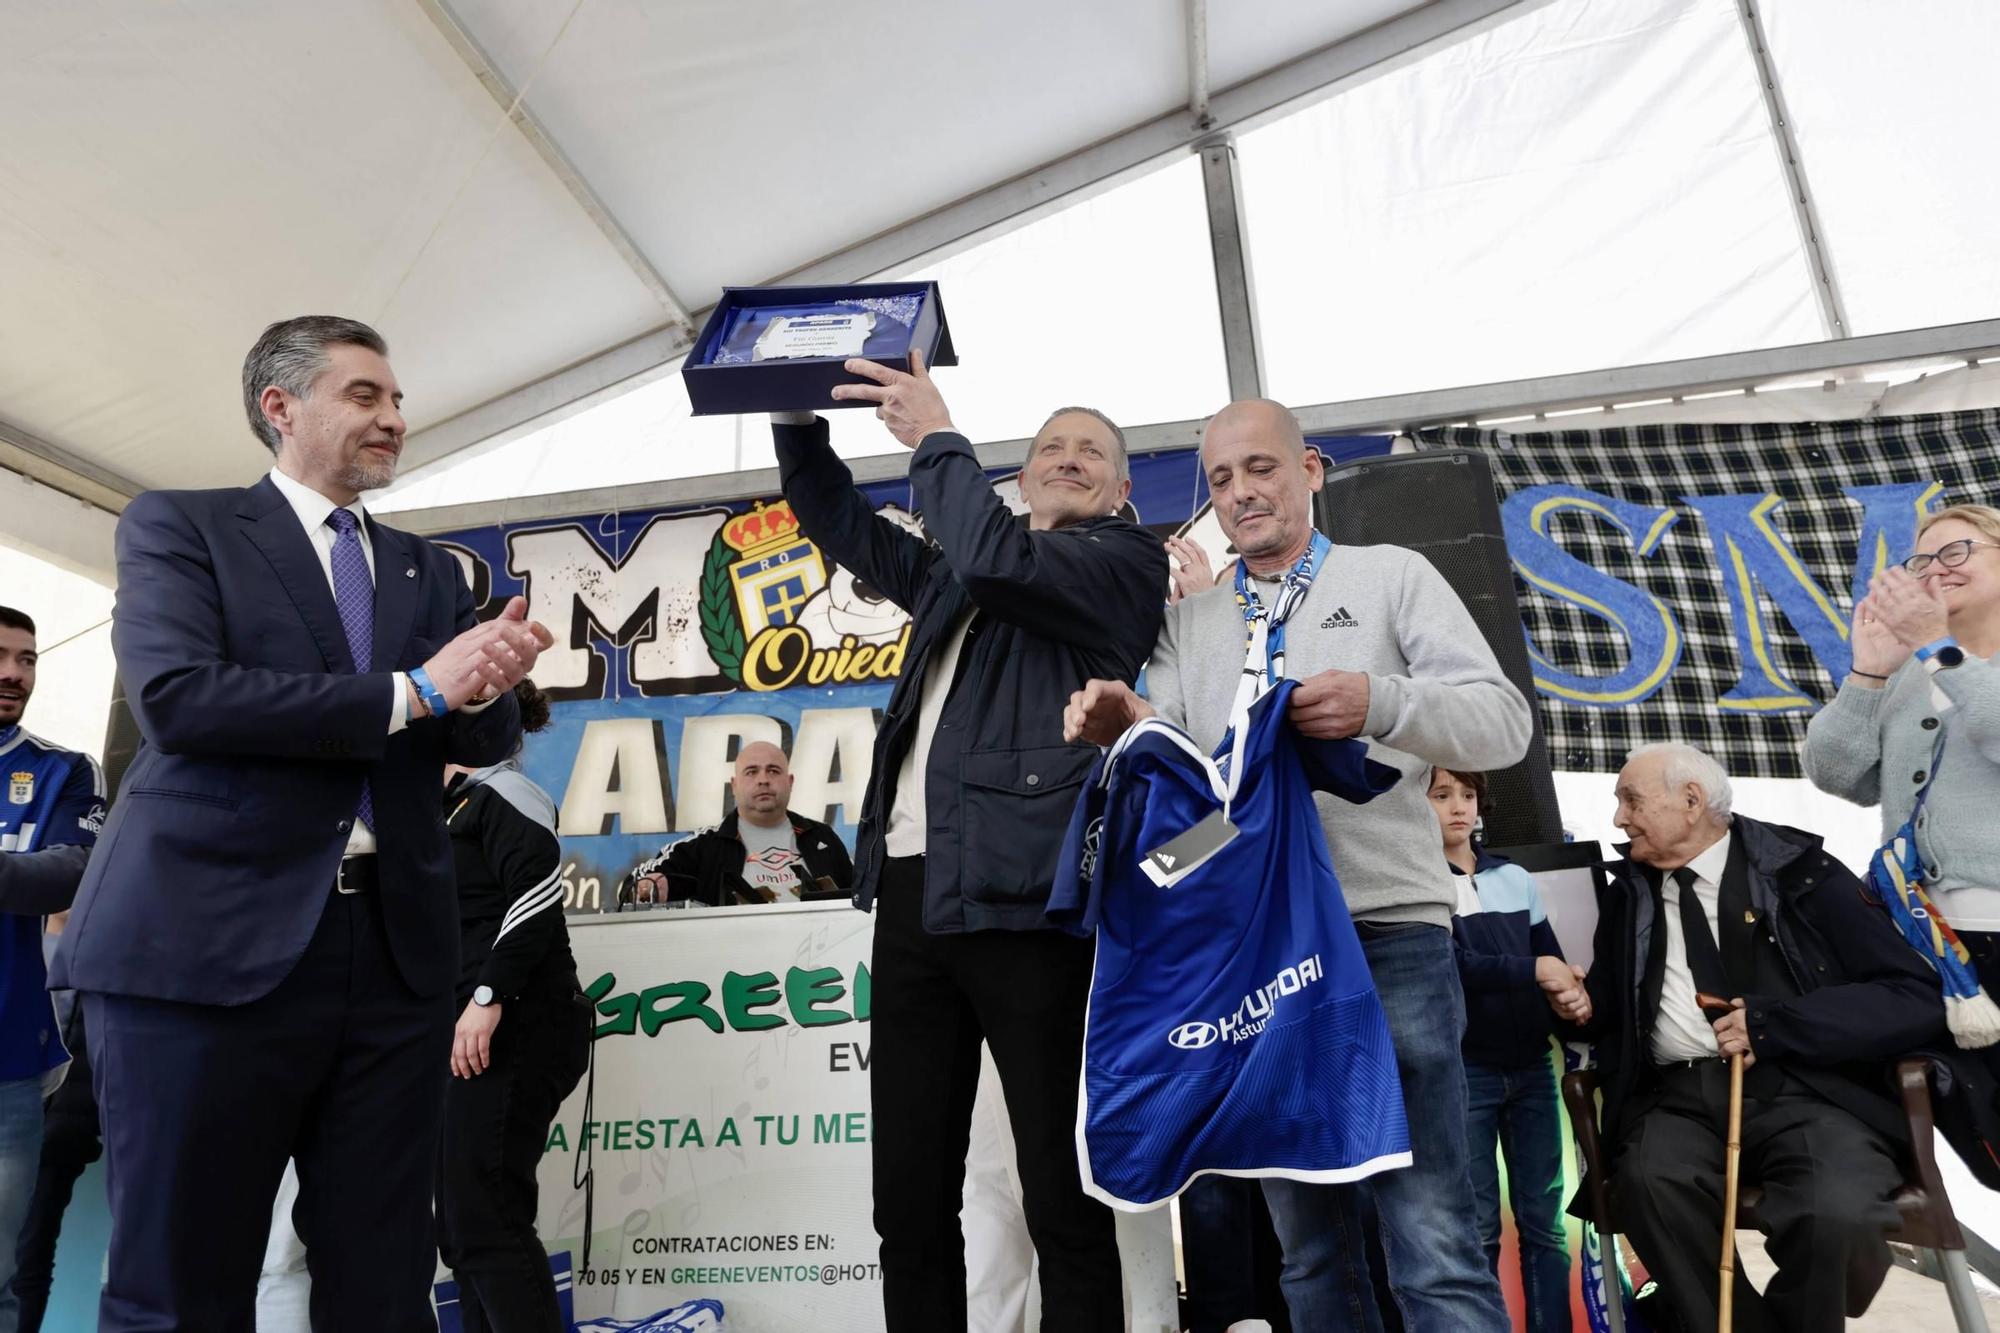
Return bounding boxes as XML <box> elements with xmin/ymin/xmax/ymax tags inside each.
<box><xmin>1067</xmin><ymin>399</ymin><xmax>1532</xmax><ymax>1333</ymax></box>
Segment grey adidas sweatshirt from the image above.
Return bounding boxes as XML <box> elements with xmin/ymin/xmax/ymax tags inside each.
<box><xmin>1145</xmin><ymin>542</ymin><xmax>1533</xmax><ymax>928</ymax></box>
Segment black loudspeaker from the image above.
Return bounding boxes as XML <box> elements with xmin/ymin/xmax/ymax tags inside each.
<box><xmin>100</xmin><ymin>675</ymin><xmax>143</xmax><ymax>804</ymax></box>
<box><xmin>1315</xmin><ymin>449</ymin><xmax>1563</xmax><ymax>848</ymax></box>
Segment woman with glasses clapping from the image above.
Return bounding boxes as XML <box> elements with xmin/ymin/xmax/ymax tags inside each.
<box><xmin>1805</xmin><ymin>503</ymin><xmax>2000</xmax><ymax>998</ymax></box>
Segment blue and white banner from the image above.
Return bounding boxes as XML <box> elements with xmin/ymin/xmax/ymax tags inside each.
<box><xmin>432</xmin><ymin>438</ymin><xmax>1389</xmax><ymax>905</ymax></box>
<box><xmin>1422</xmin><ymin>411</ymin><xmax>2000</xmax><ymax>777</ymax></box>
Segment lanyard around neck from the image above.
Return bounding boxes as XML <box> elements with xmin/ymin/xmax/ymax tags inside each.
<box><xmin>1217</xmin><ymin>531</ymin><xmax>1331</xmax><ymax>811</ymax></box>
<box><xmin>1233</xmin><ymin>530</ymin><xmax>1331</xmax><ymax>688</ymax></box>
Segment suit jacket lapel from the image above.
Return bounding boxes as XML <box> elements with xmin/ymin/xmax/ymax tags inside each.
<box><xmin>237</xmin><ymin>478</ymin><xmax>351</xmax><ymax>673</ymax></box>
<box><xmin>368</xmin><ymin>522</ymin><xmax>420</xmax><ymax>672</ymax></box>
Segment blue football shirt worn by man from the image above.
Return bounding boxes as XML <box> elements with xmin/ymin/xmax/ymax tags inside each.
<box><xmin>0</xmin><ymin>606</ymin><xmax>104</xmax><ymax>1333</ymax></box>
<box><xmin>51</xmin><ymin>316</ymin><xmax>550</xmax><ymax>1332</ymax></box>
<box><xmin>1066</xmin><ymin>399</ymin><xmax>1531</xmax><ymax>1332</ymax></box>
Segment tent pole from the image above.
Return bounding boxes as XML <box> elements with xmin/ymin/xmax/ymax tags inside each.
<box><xmin>1198</xmin><ymin>133</ymin><xmax>1266</xmax><ymax>401</ymax></box>
<box><xmin>413</xmin><ymin>0</ymin><xmax>695</xmax><ymax>337</ymax></box>
<box><xmin>1736</xmin><ymin>0</ymin><xmax>1850</xmax><ymax>342</ymax></box>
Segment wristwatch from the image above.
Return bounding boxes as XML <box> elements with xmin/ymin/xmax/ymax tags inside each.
<box><xmin>472</xmin><ymin>984</ymin><xmax>497</xmax><ymax>1008</ymax></box>
<box><xmin>1916</xmin><ymin>637</ymin><xmax>1966</xmax><ymax>672</ymax></box>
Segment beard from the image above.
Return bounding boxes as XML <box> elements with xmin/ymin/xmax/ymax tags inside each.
<box><xmin>339</xmin><ymin>453</ymin><xmax>398</xmax><ymax>494</ymax></box>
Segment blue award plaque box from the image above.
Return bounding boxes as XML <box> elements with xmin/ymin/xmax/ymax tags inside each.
<box><xmin>682</xmin><ymin>281</ymin><xmax>957</xmax><ymax>416</ymax></box>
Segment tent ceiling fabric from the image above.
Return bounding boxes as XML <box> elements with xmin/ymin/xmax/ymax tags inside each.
<box><xmin>0</xmin><ymin>0</ymin><xmax>1447</xmax><ymax>514</ymax></box>
<box><xmin>1239</xmin><ymin>0</ymin><xmax>1829</xmax><ymax>408</ymax></box>
<box><xmin>0</xmin><ymin>0</ymin><xmax>666</xmax><ymax>494</ymax></box>
<box><xmin>3</xmin><ymin>0</ymin><xmax>1998</xmax><ymax>583</ymax></box>
<box><xmin>1760</xmin><ymin>0</ymin><xmax>2000</xmax><ymax>337</ymax></box>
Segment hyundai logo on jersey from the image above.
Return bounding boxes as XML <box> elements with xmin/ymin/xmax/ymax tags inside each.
<box><xmin>1168</xmin><ymin>1022</ymin><xmax>1219</xmax><ymax>1051</ymax></box>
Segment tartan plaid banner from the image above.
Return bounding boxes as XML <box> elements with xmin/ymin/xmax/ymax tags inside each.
<box><xmin>1416</xmin><ymin>412</ymin><xmax>2000</xmax><ymax>777</ymax></box>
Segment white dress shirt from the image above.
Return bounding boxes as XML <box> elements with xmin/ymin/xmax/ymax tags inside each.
<box><xmin>1651</xmin><ymin>831</ymin><xmax>1734</xmax><ymax>1063</ymax></box>
<box><xmin>884</xmin><ymin>611</ymin><xmax>974</xmax><ymax>857</ymax></box>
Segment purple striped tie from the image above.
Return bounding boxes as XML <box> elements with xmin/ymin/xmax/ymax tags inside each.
<box><xmin>325</xmin><ymin>508</ymin><xmax>375</xmax><ymax>830</ymax></box>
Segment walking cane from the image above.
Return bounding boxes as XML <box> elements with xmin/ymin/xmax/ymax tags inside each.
<box><xmin>1697</xmin><ymin>992</ymin><xmax>1745</xmax><ymax>1333</ymax></box>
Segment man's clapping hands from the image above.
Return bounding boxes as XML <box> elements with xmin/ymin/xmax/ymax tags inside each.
<box><xmin>415</xmin><ymin>596</ymin><xmax>553</xmax><ymax>713</ymax></box>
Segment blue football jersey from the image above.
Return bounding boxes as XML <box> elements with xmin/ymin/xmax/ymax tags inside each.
<box><xmin>0</xmin><ymin>727</ymin><xmax>105</xmax><ymax>1083</ymax></box>
<box><xmin>1048</xmin><ymin>679</ymin><xmax>1412</xmax><ymax>1209</ymax></box>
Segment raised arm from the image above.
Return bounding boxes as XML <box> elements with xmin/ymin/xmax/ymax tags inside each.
<box><xmin>1801</xmin><ymin>680</ymin><xmax>1887</xmax><ymax>807</ymax></box>
<box><xmin>771</xmin><ymin>416</ymin><xmax>933</xmax><ymax>615</ymax></box>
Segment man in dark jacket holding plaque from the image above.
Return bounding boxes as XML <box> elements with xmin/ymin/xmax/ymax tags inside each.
<box><xmin>1573</xmin><ymin>742</ymin><xmax>1945</xmax><ymax>1332</ymax></box>
<box><xmin>771</xmin><ymin>351</ymin><xmax>1166</xmax><ymax>1333</ymax></box>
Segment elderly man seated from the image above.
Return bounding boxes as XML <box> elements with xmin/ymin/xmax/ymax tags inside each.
<box><xmin>1573</xmin><ymin>742</ymin><xmax>1945</xmax><ymax>1333</ymax></box>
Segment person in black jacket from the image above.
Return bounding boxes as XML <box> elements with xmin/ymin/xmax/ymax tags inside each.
<box><xmin>617</xmin><ymin>741</ymin><xmax>853</xmax><ymax>907</ymax></box>
<box><xmin>771</xmin><ymin>351</ymin><xmax>1166</xmax><ymax>1333</ymax></box>
<box><xmin>435</xmin><ymin>680</ymin><xmax>589</xmax><ymax>1333</ymax></box>
<box><xmin>1574</xmin><ymin>742</ymin><xmax>1946</xmax><ymax>1333</ymax></box>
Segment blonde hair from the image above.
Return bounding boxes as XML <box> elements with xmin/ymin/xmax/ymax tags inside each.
<box><xmin>1918</xmin><ymin>504</ymin><xmax>2000</xmax><ymax>547</ymax></box>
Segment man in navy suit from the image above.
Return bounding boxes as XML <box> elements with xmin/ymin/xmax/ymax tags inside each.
<box><xmin>51</xmin><ymin>316</ymin><xmax>553</xmax><ymax>1331</ymax></box>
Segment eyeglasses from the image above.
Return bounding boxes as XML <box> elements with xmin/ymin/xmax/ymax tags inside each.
<box><xmin>1902</xmin><ymin>538</ymin><xmax>2000</xmax><ymax>576</ymax></box>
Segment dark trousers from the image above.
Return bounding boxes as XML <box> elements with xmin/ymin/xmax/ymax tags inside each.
<box><xmin>1178</xmin><ymin>1174</ymin><xmax>1292</xmax><ymax>1333</ymax></box>
<box><xmin>870</xmin><ymin>855</ymin><xmax>1122</xmax><ymax>1333</ymax></box>
<box><xmin>85</xmin><ymin>888</ymin><xmax>454</xmax><ymax>1333</ymax></box>
<box><xmin>15</xmin><ymin>1020</ymin><xmax>102</xmax><ymax>1333</ymax></box>
<box><xmin>437</xmin><ymin>991</ymin><xmax>591</xmax><ymax>1333</ymax></box>
<box><xmin>1608</xmin><ymin>1063</ymin><xmax>1901</xmax><ymax>1333</ymax></box>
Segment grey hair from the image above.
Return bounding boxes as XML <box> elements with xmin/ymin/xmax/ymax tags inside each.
<box><xmin>1627</xmin><ymin>741</ymin><xmax>1734</xmax><ymax>820</ymax></box>
<box><xmin>1039</xmin><ymin>405</ymin><xmax>1129</xmax><ymax>482</ymax></box>
<box><xmin>241</xmin><ymin>316</ymin><xmax>388</xmax><ymax>453</ymax></box>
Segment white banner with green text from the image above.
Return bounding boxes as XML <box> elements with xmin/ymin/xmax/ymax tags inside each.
<box><xmin>538</xmin><ymin>901</ymin><xmax>879</xmax><ymax>1331</ymax></box>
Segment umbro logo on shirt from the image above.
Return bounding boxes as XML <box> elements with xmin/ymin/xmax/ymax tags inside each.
<box><xmin>1320</xmin><ymin>607</ymin><xmax>1359</xmax><ymax>629</ymax></box>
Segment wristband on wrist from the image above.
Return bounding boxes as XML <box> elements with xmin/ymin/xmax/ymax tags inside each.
<box><xmin>409</xmin><ymin>667</ymin><xmax>451</xmax><ymax>717</ymax></box>
<box><xmin>1850</xmin><ymin>669</ymin><xmax>1890</xmax><ymax>681</ymax></box>
<box><xmin>1915</xmin><ymin>637</ymin><xmax>1966</xmax><ymax>671</ymax></box>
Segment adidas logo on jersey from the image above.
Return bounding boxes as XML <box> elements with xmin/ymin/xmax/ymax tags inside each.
<box><xmin>1319</xmin><ymin>607</ymin><xmax>1359</xmax><ymax>629</ymax></box>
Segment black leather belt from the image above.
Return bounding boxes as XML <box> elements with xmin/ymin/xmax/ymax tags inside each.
<box><xmin>335</xmin><ymin>855</ymin><xmax>379</xmax><ymax>896</ymax></box>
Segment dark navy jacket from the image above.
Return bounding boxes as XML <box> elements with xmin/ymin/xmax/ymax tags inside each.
<box><xmin>1451</xmin><ymin>847</ymin><xmax>1564</xmax><ymax>1069</ymax></box>
<box><xmin>52</xmin><ymin>479</ymin><xmax>521</xmax><ymax>1005</ymax></box>
<box><xmin>1567</xmin><ymin>816</ymin><xmax>1946</xmax><ymax>1222</ymax></box>
<box><xmin>774</xmin><ymin>417</ymin><xmax>1166</xmax><ymax>933</ymax></box>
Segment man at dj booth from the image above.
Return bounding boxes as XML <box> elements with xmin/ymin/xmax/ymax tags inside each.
<box><xmin>618</xmin><ymin>740</ymin><xmax>853</xmax><ymax>907</ymax></box>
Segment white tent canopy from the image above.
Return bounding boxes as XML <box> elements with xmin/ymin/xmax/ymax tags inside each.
<box><xmin>5</xmin><ymin>0</ymin><xmax>1999</xmax><ymax>574</ymax></box>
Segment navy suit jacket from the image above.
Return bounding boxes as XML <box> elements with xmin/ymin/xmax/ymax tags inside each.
<box><xmin>51</xmin><ymin>477</ymin><xmax>521</xmax><ymax>1005</ymax></box>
